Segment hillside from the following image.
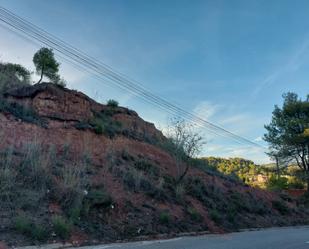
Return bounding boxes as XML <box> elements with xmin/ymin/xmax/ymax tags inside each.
<box><xmin>200</xmin><ymin>157</ymin><xmax>273</xmax><ymax>188</ymax></box>
<box><xmin>0</xmin><ymin>83</ymin><xmax>309</xmax><ymax>247</ymax></box>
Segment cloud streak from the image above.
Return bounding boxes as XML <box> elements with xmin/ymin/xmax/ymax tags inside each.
<box><xmin>191</xmin><ymin>100</ymin><xmax>269</xmax><ymax>163</ymax></box>
<box><xmin>252</xmin><ymin>35</ymin><xmax>309</xmax><ymax>98</ymax></box>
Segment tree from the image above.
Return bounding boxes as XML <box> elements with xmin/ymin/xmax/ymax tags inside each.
<box><xmin>0</xmin><ymin>62</ymin><xmax>31</xmax><ymax>93</ymax></box>
<box><xmin>264</xmin><ymin>92</ymin><xmax>309</xmax><ymax>191</ymax></box>
<box><xmin>165</xmin><ymin>118</ymin><xmax>205</xmax><ymax>183</ymax></box>
<box><xmin>33</xmin><ymin>47</ymin><xmax>61</xmax><ymax>84</ymax></box>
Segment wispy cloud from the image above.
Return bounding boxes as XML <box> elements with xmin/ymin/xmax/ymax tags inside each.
<box><xmin>252</xmin><ymin>35</ymin><xmax>309</xmax><ymax>98</ymax></box>
<box><xmin>193</xmin><ymin>101</ymin><xmax>221</xmax><ymax>120</ymax></box>
<box><xmin>190</xmin><ymin>100</ymin><xmax>269</xmax><ymax>163</ymax></box>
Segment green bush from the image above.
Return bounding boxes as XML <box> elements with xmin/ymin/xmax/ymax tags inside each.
<box><xmin>107</xmin><ymin>99</ymin><xmax>119</xmax><ymax>107</ymax></box>
<box><xmin>187</xmin><ymin>207</ymin><xmax>202</xmax><ymax>221</ymax></box>
<box><xmin>209</xmin><ymin>210</ymin><xmax>222</xmax><ymax>224</ymax></box>
<box><xmin>272</xmin><ymin>200</ymin><xmax>289</xmax><ymax>215</ymax></box>
<box><xmin>89</xmin><ymin>112</ymin><xmax>122</xmax><ymax>138</ymax></box>
<box><xmin>159</xmin><ymin>212</ymin><xmax>170</xmax><ymax>224</ymax></box>
<box><xmin>14</xmin><ymin>216</ymin><xmax>48</xmax><ymax>242</ymax></box>
<box><xmin>52</xmin><ymin>216</ymin><xmax>71</xmax><ymax>240</ymax></box>
<box><xmin>267</xmin><ymin>176</ymin><xmax>289</xmax><ymax>191</ymax></box>
<box><xmin>86</xmin><ymin>189</ymin><xmax>113</xmax><ymax>208</ymax></box>
<box><xmin>0</xmin><ymin>62</ymin><xmax>30</xmax><ymax>93</ymax></box>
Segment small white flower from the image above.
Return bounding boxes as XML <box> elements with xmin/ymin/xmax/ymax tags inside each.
<box><xmin>83</xmin><ymin>190</ymin><xmax>88</xmax><ymax>195</ymax></box>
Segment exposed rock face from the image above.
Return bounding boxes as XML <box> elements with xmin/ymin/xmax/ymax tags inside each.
<box><xmin>0</xmin><ymin>83</ymin><xmax>164</xmax><ymax>157</ymax></box>
<box><xmin>6</xmin><ymin>83</ymin><xmax>104</xmax><ymax>121</ymax></box>
<box><xmin>3</xmin><ymin>83</ymin><xmax>164</xmax><ymax>143</ymax></box>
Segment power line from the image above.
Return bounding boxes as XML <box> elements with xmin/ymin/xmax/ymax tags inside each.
<box><xmin>0</xmin><ymin>6</ymin><xmax>265</xmax><ymax>149</ymax></box>
<box><xmin>0</xmin><ymin>6</ymin><xmax>263</xmax><ymax>148</ymax></box>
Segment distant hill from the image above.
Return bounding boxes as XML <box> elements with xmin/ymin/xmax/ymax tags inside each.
<box><xmin>0</xmin><ymin>82</ymin><xmax>309</xmax><ymax>246</ymax></box>
<box><xmin>200</xmin><ymin>157</ymin><xmax>273</xmax><ymax>188</ymax></box>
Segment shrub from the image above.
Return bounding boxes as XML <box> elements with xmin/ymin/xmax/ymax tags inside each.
<box><xmin>0</xmin><ymin>62</ymin><xmax>30</xmax><ymax>93</ymax></box>
<box><xmin>52</xmin><ymin>216</ymin><xmax>71</xmax><ymax>240</ymax></box>
<box><xmin>52</xmin><ymin>161</ymin><xmax>88</xmax><ymax>215</ymax></box>
<box><xmin>86</xmin><ymin>189</ymin><xmax>113</xmax><ymax>208</ymax></box>
<box><xmin>272</xmin><ymin>200</ymin><xmax>289</xmax><ymax>215</ymax></box>
<box><xmin>209</xmin><ymin>210</ymin><xmax>222</xmax><ymax>224</ymax></box>
<box><xmin>14</xmin><ymin>216</ymin><xmax>48</xmax><ymax>242</ymax></box>
<box><xmin>14</xmin><ymin>216</ymin><xmax>31</xmax><ymax>234</ymax></box>
<box><xmin>134</xmin><ymin>159</ymin><xmax>159</xmax><ymax>176</ymax></box>
<box><xmin>107</xmin><ymin>99</ymin><xmax>119</xmax><ymax>108</ymax></box>
<box><xmin>159</xmin><ymin>212</ymin><xmax>170</xmax><ymax>224</ymax></box>
<box><xmin>187</xmin><ymin>207</ymin><xmax>202</xmax><ymax>221</ymax></box>
<box><xmin>89</xmin><ymin>112</ymin><xmax>122</xmax><ymax>138</ymax></box>
<box><xmin>267</xmin><ymin>176</ymin><xmax>289</xmax><ymax>191</ymax></box>
<box><xmin>74</xmin><ymin>121</ymin><xmax>92</xmax><ymax>130</ymax></box>
<box><xmin>31</xmin><ymin>225</ymin><xmax>48</xmax><ymax>242</ymax></box>
<box><xmin>0</xmin><ymin>148</ymin><xmax>16</xmax><ymax>206</ymax></box>
<box><xmin>123</xmin><ymin>168</ymin><xmax>143</xmax><ymax>192</ymax></box>
<box><xmin>175</xmin><ymin>183</ymin><xmax>185</xmax><ymax>202</ymax></box>
<box><xmin>121</xmin><ymin>149</ymin><xmax>135</xmax><ymax>161</ymax></box>
<box><xmin>20</xmin><ymin>142</ymin><xmax>51</xmax><ymax>190</ymax></box>
<box><xmin>0</xmin><ymin>100</ymin><xmax>46</xmax><ymax>127</ymax></box>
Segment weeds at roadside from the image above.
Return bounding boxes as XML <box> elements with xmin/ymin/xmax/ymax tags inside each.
<box><xmin>52</xmin><ymin>216</ymin><xmax>71</xmax><ymax>240</ymax></box>
<box><xmin>159</xmin><ymin>212</ymin><xmax>170</xmax><ymax>224</ymax></box>
<box><xmin>14</xmin><ymin>216</ymin><xmax>48</xmax><ymax>242</ymax></box>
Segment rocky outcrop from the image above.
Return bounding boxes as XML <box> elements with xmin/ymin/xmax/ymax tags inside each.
<box><xmin>3</xmin><ymin>83</ymin><xmax>164</xmax><ymax>143</ymax></box>
<box><xmin>6</xmin><ymin>83</ymin><xmax>113</xmax><ymax>121</ymax></box>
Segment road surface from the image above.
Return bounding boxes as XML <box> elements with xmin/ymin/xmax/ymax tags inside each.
<box><xmin>76</xmin><ymin>226</ymin><xmax>309</xmax><ymax>249</ymax></box>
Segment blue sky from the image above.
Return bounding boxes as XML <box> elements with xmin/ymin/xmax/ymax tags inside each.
<box><xmin>0</xmin><ymin>0</ymin><xmax>308</xmax><ymax>163</ymax></box>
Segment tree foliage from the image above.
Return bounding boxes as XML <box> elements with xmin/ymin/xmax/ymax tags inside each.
<box><xmin>0</xmin><ymin>62</ymin><xmax>31</xmax><ymax>93</ymax></box>
<box><xmin>264</xmin><ymin>92</ymin><xmax>309</xmax><ymax>190</ymax></box>
<box><xmin>33</xmin><ymin>47</ymin><xmax>65</xmax><ymax>86</ymax></box>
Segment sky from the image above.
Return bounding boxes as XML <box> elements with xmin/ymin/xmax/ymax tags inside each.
<box><xmin>0</xmin><ymin>0</ymin><xmax>308</xmax><ymax>164</ymax></box>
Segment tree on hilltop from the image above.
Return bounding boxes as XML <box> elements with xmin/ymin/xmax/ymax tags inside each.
<box><xmin>33</xmin><ymin>47</ymin><xmax>65</xmax><ymax>86</ymax></box>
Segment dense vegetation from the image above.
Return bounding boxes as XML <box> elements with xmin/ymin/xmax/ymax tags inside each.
<box><xmin>264</xmin><ymin>93</ymin><xmax>309</xmax><ymax>191</ymax></box>
<box><xmin>200</xmin><ymin>157</ymin><xmax>271</xmax><ymax>187</ymax></box>
<box><xmin>200</xmin><ymin>157</ymin><xmax>306</xmax><ymax>190</ymax></box>
<box><xmin>0</xmin><ymin>62</ymin><xmax>30</xmax><ymax>93</ymax></box>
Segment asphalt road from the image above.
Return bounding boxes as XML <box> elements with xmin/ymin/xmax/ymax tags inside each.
<box><xmin>77</xmin><ymin>226</ymin><xmax>309</xmax><ymax>249</ymax></box>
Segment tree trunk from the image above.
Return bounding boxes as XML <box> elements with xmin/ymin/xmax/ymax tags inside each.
<box><xmin>177</xmin><ymin>164</ymin><xmax>189</xmax><ymax>184</ymax></box>
<box><xmin>37</xmin><ymin>66</ymin><xmax>44</xmax><ymax>84</ymax></box>
<box><xmin>307</xmin><ymin>174</ymin><xmax>309</xmax><ymax>192</ymax></box>
<box><xmin>275</xmin><ymin>156</ymin><xmax>280</xmax><ymax>179</ymax></box>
